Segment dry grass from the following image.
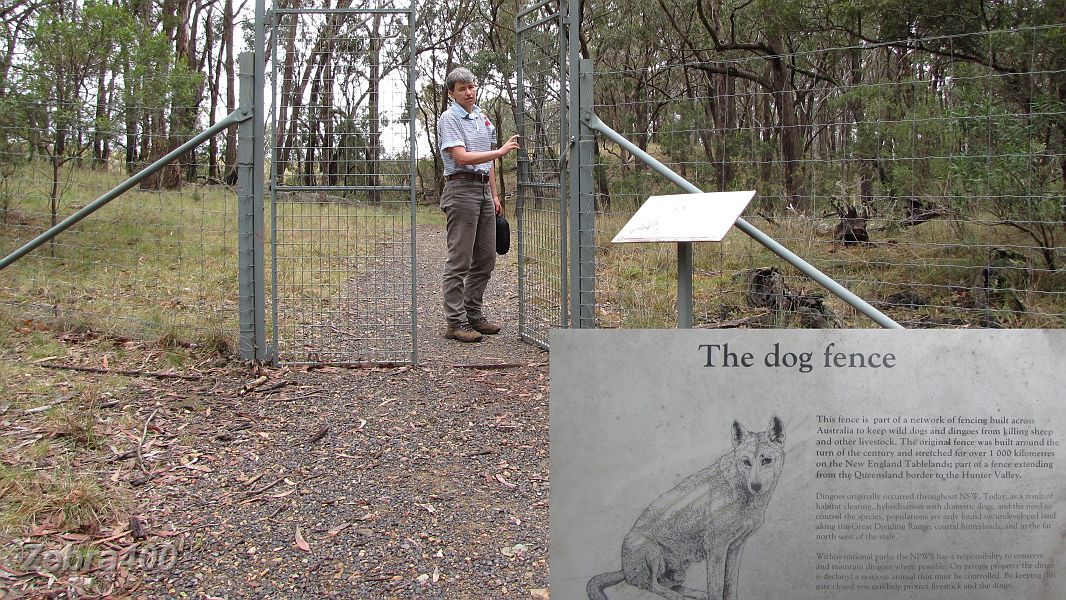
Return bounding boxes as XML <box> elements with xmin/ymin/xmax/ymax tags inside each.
<box><xmin>0</xmin><ymin>310</ymin><xmax>137</xmax><ymax>535</ymax></box>
<box><xmin>0</xmin><ymin>243</ymin><xmax>234</xmax><ymax>600</ymax></box>
<box><xmin>0</xmin><ymin>299</ymin><xmax>231</xmax><ymax>596</ymax></box>
<box><xmin>593</xmin><ymin>210</ymin><xmax>1065</xmax><ymax>328</ymax></box>
<box><xmin>0</xmin><ymin>464</ymin><xmax>118</xmax><ymax>534</ymax></box>
<box><xmin>1</xmin><ymin>162</ymin><xmax>238</xmax><ymax>346</ymax></box>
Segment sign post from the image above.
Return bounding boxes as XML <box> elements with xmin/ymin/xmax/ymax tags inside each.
<box><xmin>612</xmin><ymin>190</ymin><xmax>755</xmax><ymax>328</ymax></box>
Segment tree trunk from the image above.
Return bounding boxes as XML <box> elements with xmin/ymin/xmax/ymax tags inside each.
<box><xmin>206</xmin><ymin>4</ymin><xmax>222</xmax><ymax>182</ymax></box>
<box><xmin>758</xmin><ymin>89</ymin><xmax>773</xmax><ymax>193</ymax></box>
<box><xmin>367</xmin><ymin>13</ymin><xmax>382</xmax><ymax>202</ymax></box>
<box><xmin>721</xmin><ymin>75</ymin><xmax>736</xmax><ymax>188</ymax></box>
<box><xmin>102</xmin><ymin>71</ymin><xmax>117</xmax><ymax>165</ymax></box>
<box><xmin>222</xmin><ymin>0</ymin><xmax>237</xmax><ymax>183</ymax></box>
<box><xmin>274</xmin><ymin>5</ymin><xmax>302</xmax><ymax>183</ymax></box>
<box><xmin>50</xmin><ymin>154</ymin><xmax>62</xmax><ymax>258</ymax></box>
<box><xmin>320</xmin><ymin>60</ymin><xmax>336</xmax><ymax>187</ymax></box>
<box><xmin>307</xmin><ymin>62</ymin><xmax>322</xmax><ymax>186</ymax></box>
<box><xmin>93</xmin><ymin>72</ymin><xmax>108</xmax><ymax>168</ymax></box>
<box><xmin>594</xmin><ymin>141</ymin><xmax>611</xmax><ymax>211</ymax></box>
<box><xmin>767</xmin><ymin>47</ymin><xmax>806</xmax><ymax>212</ymax></box>
<box><xmin>126</xmin><ymin>112</ymin><xmax>139</xmax><ymax>174</ymax></box>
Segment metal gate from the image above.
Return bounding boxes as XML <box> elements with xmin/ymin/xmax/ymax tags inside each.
<box><xmin>264</xmin><ymin>4</ymin><xmax>418</xmax><ymax>365</ymax></box>
<box><xmin>516</xmin><ymin>0</ymin><xmax>570</xmax><ymax>349</ymax></box>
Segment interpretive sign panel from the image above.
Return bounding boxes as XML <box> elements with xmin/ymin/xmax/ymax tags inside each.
<box><xmin>610</xmin><ymin>191</ymin><xmax>755</xmax><ymax>243</ymax></box>
<box><xmin>550</xmin><ymin>330</ymin><xmax>1065</xmax><ymax>600</ymax></box>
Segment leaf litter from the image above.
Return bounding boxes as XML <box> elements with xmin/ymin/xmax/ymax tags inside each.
<box><xmin>19</xmin><ymin>223</ymin><xmax>554</xmax><ymax>599</ymax></box>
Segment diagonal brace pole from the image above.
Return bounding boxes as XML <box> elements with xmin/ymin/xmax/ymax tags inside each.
<box><xmin>0</xmin><ymin>108</ymin><xmax>252</xmax><ymax>271</ymax></box>
<box><xmin>582</xmin><ymin>112</ymin><xmax>903</xmax><ymax>330</ymax></box>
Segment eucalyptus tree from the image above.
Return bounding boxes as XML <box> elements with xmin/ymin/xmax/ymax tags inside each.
<box><xmin>220</xmin><ymin>0</ymin><xmax>246</xmax><ymax>183</ymax></box>
<box><xmin>646</xmin><ymin>0</ymin><xmax>849</xmax><ymax>212</ymax></box>
<box><xmin>202</xmin><ymin>0</ymin><xmax>244</xmax><ymax>182</ymax></box>
<box><xmin>468</xmin><ymin>0</ymin><xmax>527</xmax><ymax>203</ymax></box>
<box><xmin>12</xmin><ymin>0</ymin><xmax>132</xmax><ymax>250</ymax></box>
<box><xmin>121</xmin><ymin>7</ymin><xmax>202</xmax><ymax>188</ymax></box>
<box><xmin>145</xmin><ymin>0</ymin><xmax>217</xmax><ymax>186</ymax></box>
<box><xmin>825</xmin><ymin>0</ymin><xmax>1064</xmax><ymax>268</ymax></box>
<box><xmin>0</xmin><ymin>0</ymin><xmax>63</xmax><ymax>193</ymax></box>
<box><xmin>268</xmin><ymin>0</ymin><xmax>415</xmax><ymax>205</ymax></box>
<box><xmin>0</xmin><ymin>0</ymin><xmax>64</xmax><ymax>96</ymax></box>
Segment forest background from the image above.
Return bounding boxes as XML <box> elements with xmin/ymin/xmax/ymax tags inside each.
<box><xmin>1</xmin><ymin>0</ymin><xmax>1063</xmax><ymax>332</ymax></box>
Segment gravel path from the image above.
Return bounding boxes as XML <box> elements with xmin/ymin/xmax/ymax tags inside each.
<box><xmin>137</xmin><ymin>222</ymin><xmax>551</xmax><ymax>599</ymax></box>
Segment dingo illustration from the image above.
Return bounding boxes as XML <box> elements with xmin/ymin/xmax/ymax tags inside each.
<box><xmin>586</xmin><ymin>416</ymin><xmax>785</xmax><ymax>600</ymax></box>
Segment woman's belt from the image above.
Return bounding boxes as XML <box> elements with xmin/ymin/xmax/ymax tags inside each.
<box><xmin>446</xmin><ymin>172</ymin><xmax>490</xmax><ymax>183</ymax></box>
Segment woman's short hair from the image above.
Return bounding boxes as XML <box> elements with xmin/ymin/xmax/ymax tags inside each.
<box><xmin>445</xmin><ymin>67</ymin><xmax>476</xmax><ymax>92</ymax></box>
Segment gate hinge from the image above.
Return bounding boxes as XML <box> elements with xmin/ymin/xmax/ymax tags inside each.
<box><xmin>559</xmin><ymin>136</ymin><xmax>576</xmax><ymax>171</ymax></box>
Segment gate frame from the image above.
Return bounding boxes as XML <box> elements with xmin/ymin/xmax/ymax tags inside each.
<box><xmin>515</xmin><ymin>0</ymin><xmax>568</xmax><ymax>349</ymax></box>
<box><xmin>516</xmin><ymin>0</ymin><xmax>600</xmax><ymax>349</ymax></box>
<box><xmin>254</xmin><ymin>1</ymin><xmax>420</xmax><ymax>365</ymax></box>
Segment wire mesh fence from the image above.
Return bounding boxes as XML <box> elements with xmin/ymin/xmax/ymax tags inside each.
<box><xmin>0</xmin><ymin>91</ymin><xmax>240</xmax><ymax>349</ymax></box>
<box><xmin>584</xmin><ymin>25</ymin><xmax>1065</xmax><ymax>329</ymax></box>
<box><xmin>516</xmin><ymin>1</ymin><xmax>568</xmax><ymax>348</ymax></box>
<box><xmin>2</xmin><ymin>1</ymin><xmax>420</xmax><ymax>366</ymax></box>
<box><xmin>266</xmin><ymin>5</ymin><xmax>417</xmax><ymax>364</ymax></box>
<box><xmin>0</xmin><ymin>0</ymin><xmax>251</xmax><ymax>352</ymax></box>
<box><xmin>4</xmin><ymin>7</ymin><xmax>1061</xmax><ymax>368</ymax></box>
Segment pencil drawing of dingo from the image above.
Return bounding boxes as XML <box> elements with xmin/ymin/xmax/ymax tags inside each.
<box><xmin>586</xmin><ymin>416</ymin><xmax>785</xmax><ymax>600</ymax></box>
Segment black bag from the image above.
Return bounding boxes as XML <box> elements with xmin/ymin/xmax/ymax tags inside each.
<box><xmin>496</xmin><ymin>214</ymin><xmax>511</xmax><ymax>255</ymax></box>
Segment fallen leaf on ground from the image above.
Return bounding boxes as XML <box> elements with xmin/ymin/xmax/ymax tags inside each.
<box><xmin>501</xmin><ymin>543</ymin><xmax>528</xmax><ymax>558</ymax></box>
<box><xmin>295</xmin><ymin>526</ymin><xmax>310</xmax><ymax>552</ymax></box>
<box><xmin>30</xmin><ymin>514</ymin><xmax>64</xmax><ymax>536</ymax></box>
<box><xmin>327</xmin><ymin>522</ymin><xmax>351</xmax><ymax>537</ymax></box>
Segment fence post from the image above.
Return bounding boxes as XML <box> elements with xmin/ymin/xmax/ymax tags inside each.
<box><xmin>237</xmin><ymin>52</ymin><xmax>267</xmax><ymax>361</ymax></box>
<box><xmin>515</xmin><ymin>23</ymin><xmax>528</xmax><ymax>337</ymax></box>
<box><xmin>569</xmin><ymin>58</ymin><xmax>596</xmax><ymax>328</ymax></box>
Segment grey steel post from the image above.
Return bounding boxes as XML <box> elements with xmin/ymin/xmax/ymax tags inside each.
<box><xmin>583</xmin><ymin>114</ymin><xmax>903</xmax><ymax>330</ymax></box>
<box><xmin>558</xmin><ymin>0</ymin><xmax>574</xmax><ymax>328</ymax></box>
<box><xmin>254</xmin><ymin>0</ymin><xmax>272</xmax><ymax>362</ymax></box>
<box><xmin>677</xmin><ymin>243</ymin><xmax>693</xmax><ymax>328</ymax></box>
<box><xmin>237</xmin><ymin>52</ymin><xmax>265</xmax><ymax>361</ymax></box>
<box><xmin>571</xmin><ymin>59</ymin><xmax>596</xmax><ymax>327</ymax></box>
<box><xmin>407</xmin><ymin>0</ymin><xmax>418</xmax><ymax>364</ymax></box>
<box><xmin>566</xmin><ymin>0</ymin><xmax>579</xmax><ymax>327</ymax></box>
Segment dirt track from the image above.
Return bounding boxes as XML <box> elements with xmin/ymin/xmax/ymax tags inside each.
<box><xmin>130</xmin><ymin>222</ymin><xmax>551</xmax><ymax>598</ymax></box>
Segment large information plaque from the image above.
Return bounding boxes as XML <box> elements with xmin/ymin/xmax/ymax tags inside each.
<box><xmin>550</xmin><ymin>330</ymin><xmax>1065</xmax><ymax>600</ymax></box>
